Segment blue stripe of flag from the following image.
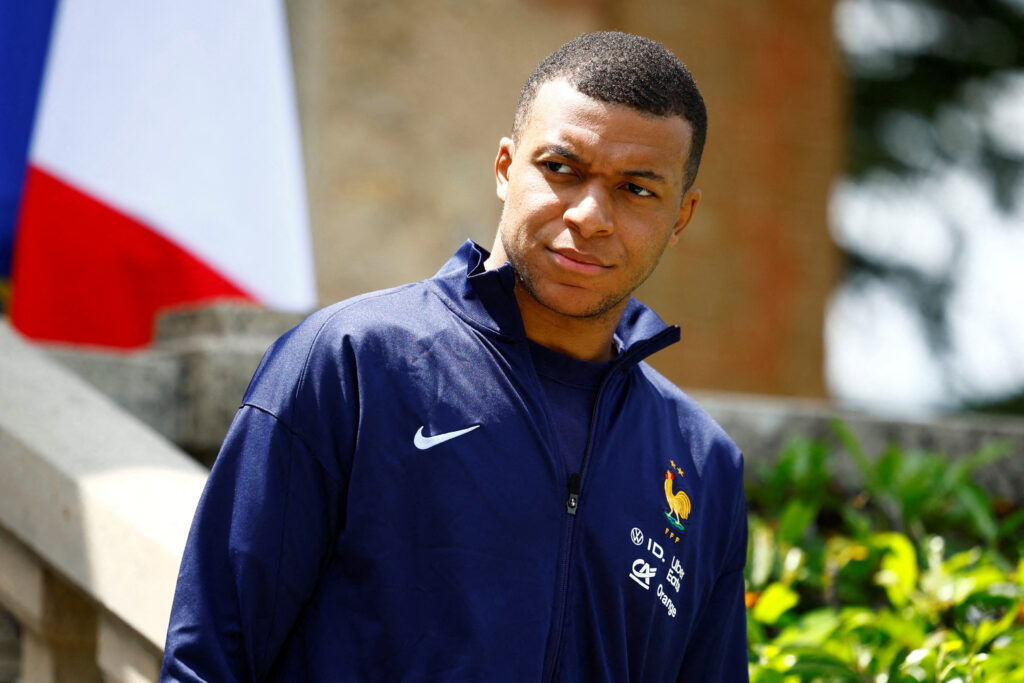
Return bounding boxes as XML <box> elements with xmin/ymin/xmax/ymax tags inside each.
<box><xmin>0</xmin><ymin>0</ymin><xmax>60</xmax><ymax>285</ymax></box>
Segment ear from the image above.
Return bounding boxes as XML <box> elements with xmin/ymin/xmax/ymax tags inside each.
<box><xmin>495</xmin><ymin>137</ymin><xmax>514</xmax><ymax>203</ymax></box>
<box><xmin>666</xmin><ymin>188</ymin><xmax>701</xmax><ymax>249</ymax></box>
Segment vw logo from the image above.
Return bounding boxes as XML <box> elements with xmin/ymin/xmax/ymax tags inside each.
<box><xmin>630</xmin><ymin>527</ymin><xmax>644</xmax><ymax>546</ymax></box>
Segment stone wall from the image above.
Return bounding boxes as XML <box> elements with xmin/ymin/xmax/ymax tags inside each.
<box><xmin>696</xmin><ymin>392</ymin><xmax>1024</xmax><ymax>507</ymax></box>
<box><xmin>45</xmin><ymin>306</ymin><xmax>303</xmax><ymax>467</ymax></box>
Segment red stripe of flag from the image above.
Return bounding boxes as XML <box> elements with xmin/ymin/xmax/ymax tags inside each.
<box><xmin>11</xmin><ymin>167</ymin><xmax>256</xmax><ymax>348</ymax></box>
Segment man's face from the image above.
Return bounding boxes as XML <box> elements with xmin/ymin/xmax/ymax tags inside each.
<box><xmin>493</xmin><ymin>79</ymin><xmax>700</xmax><ymax>322</ymax></box>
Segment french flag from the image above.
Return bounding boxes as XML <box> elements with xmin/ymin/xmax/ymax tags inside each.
<box><xmin>7</xmin><ymin>0</ymin><xmax>316</xmax><ymax>348</ymax></box>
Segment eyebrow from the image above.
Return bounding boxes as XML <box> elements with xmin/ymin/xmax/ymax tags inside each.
<box><xmin>541</xmin><ymin>144</ymin><xmax>666</xmax><ymax>183</ymax></box>
<box><xmin>622</xmin><ymin>169</ymin><xmax>666</xmax><ymax>183</ymax></box>
<box><xmin>543</xmin><ymin>145</ymin><xmax>583</xmax><ymax>164</ymax></box>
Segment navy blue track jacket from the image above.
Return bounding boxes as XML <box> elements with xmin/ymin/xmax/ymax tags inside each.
<box><xmin>162</xmin><ymin>241</ymin><xmax>749</xmax><ymax>682</ymax></box>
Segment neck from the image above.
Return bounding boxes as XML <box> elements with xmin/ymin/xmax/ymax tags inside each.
<box><xmin>513</xmin><ymin>285</ymin><xmax>623</xmax><ymax>362</ymax></box>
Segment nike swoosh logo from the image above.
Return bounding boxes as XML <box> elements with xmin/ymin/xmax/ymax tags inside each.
<box><xmin>413</xmin><ymin>424</ymin><xmax>480</xmax><ymax>450</ymax></box>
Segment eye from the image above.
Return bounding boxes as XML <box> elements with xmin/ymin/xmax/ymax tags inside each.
<box><xmin>625</xmin><ymin>183</ymin><xmax>655</xmax><ymax>197</ymax></box>
<box><xmin>544</xmin><ymin>161</ymin><xmax>574</xmax><ymax>175</ymax></box>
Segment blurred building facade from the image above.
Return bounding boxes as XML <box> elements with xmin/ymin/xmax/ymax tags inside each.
<box><xmin>286</xmin><ymin>0</ymin><xmax>845</xmax><ymax>399</ymax></box>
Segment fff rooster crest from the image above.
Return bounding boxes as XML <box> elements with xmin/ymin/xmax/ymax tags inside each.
<box><xmin>663</xmin><ymin>460</ymin><xmax>691</xmax><ymax>532</ymax></box>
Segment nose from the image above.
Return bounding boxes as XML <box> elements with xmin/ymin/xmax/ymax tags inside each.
<box><xmin>563</xmin><ymin>185</ymin><xmax>612</xmax><ymax>238</ymax></box>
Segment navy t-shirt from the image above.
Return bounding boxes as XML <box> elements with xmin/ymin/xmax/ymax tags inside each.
<box><xmin>527</xmin><ymin>340</ymin><xmax>612</xmax><ymax>475</ymax></box>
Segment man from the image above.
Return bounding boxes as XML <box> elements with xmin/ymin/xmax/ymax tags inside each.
<box><xmin>162</xmin><ymin>31</ymin><xmax>748</xmax><ymax>682</ymax></box>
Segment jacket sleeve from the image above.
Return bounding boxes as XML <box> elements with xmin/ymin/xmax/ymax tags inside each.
<box><xmin>676</xmin><ymin>469</ymin><xmax>750</xmax><ymax>682</ymax></box>
<box><xmin>161</xmin><ymin>310</ymin><xmax>359</xmax><ymax>681</ymax></box>
<box><xmin>160</xmin><ymin>404</ymin><xmax>346</xmax><ymax>681</ymax></box>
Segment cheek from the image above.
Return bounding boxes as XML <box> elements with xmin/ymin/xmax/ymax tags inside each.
<box><xmin>621</xmin><ymin>217</ymin><xmax>676</xmax><ymax>258</ymax></box>
<box><xmin>507</xmin><ymin>182</ymin><xmax>563</xmax><ymax>225</ymax></box>
<box><xmin>511</xmin><ymin>165</ymin><xmax>562</xmax><ymax>204</ymax></box>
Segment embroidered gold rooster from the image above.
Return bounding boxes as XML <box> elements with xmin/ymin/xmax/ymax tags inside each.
<box><xmin>664</xmin><ymin>470</ymin><xmax>691</xmax><ymax>525</ymax></box>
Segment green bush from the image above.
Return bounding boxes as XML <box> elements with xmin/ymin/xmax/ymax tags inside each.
<box><xmin>746</xmin><ymin>423</ymin><xmax>1024</xmax><ymax>681</ymax></box>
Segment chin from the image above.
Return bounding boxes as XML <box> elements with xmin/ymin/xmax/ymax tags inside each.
<box><xmin>533</xmin><ymin>284</ymin><xmax>626</xmax><ymax>320</ymax></box>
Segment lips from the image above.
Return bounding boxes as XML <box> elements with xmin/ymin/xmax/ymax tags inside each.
<box><xmin>549</xmin><ymin>247</ymin><xmax>610</xmax><ymax>274</ymax></box>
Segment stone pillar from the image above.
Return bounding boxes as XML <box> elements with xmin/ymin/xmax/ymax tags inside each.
<box><xmin>0</xmin><ymin>321</ymin><xmax>209</xmax><ymax>681</ymax></box>
<box><xmin>96</xmin><ymin>616</ymin><xmax>161</xmax><ymax>683</ymax></box>
<box><xmin>0</xmin><ymin>529</ymin><xmax>101</xmax><ymax>683</ymax></box>
<box><xmin>0</xmin><ymin>608</ymin><xmax>18</xmax><ymax>683</ymax></box>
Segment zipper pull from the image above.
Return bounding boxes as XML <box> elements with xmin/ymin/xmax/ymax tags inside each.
<box><xmin>566</xmin><ymin>472</ymin><xmax>581</xmax><ymax>515</ymax></box>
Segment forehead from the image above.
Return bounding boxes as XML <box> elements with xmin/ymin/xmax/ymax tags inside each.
<box><xmin>520</xmin><ymin>80</ymin><xmax>693</xmax><ymax>182</ymax></box>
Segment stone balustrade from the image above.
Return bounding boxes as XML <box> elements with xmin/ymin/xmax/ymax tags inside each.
<box><xmin>0</xmin><ymin>322</ymin><xmax>207</xmax><ymax>682</ymax></box>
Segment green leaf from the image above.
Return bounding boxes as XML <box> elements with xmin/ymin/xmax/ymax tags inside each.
<box><xmin>777</xmin><ymin>499</ymin><xmax>819</xmax><ymax>546</ymax></box>
<box><xmin>876</xmin><ymin>446</ymin><xmax>901</xmax><ymax>490</ymax></box>
<box><xmin>752</xmin><ymin>582</ymin><xmax>800</xmax><ymax>625</ymax></box>
<box><xmin>873</xmin><ymin>532</ymin><xmax>919</xmax><ymax>608</ymax></box>
<box><xmin>831</xmin><ymin>419</ymin><xmax>872</xmax><ymax>481</ymax></box>
<box><xmin>939</xmin><ymin>457</ymin><xmax>974</xmax><ymax>496</ymax></box>
<box><xmin>748</xmin><ymin>667</ymin><xmax>787</xmax><ymax>683</ymax></box>
<box><xmin>954</xmin><ymin>485</ymin><xmax>998</xmax><ymax>543</ymax></box>
<box><xmin>997</xmin><ymin>508</ymin><xmax>1024</xmax><ymax>542</ymax></box>
<box><xmin>839</xmin><ymin>504</ymin><xmax>873</xmax><ymax>539</ymax></box>
<box><xmin>956</xmin><ymin>594</ymin><xmax>1020</xmax><ymax>650</ymax></box>
<box><xmin>786</xmin><ymin>660</ymin><xmax>861</xmax><ymax>681</ymax></box>
<box><xmin>868</xmin><ymin>609</ymin><xmax>928</xmax><ymax>648</ymax></box>
<box><xmin>775</xmin><ymin>609</ymin><xmax>842</xmax><ymax>647</ymax></box>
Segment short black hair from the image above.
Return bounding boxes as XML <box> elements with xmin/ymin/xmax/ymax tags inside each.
<box><xmin>513</xmin><ymin>31</ymin><xmax>707</xmax><ymax>190</ymax></box>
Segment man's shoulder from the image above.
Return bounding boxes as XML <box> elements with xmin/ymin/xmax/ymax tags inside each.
<box><xmin>278</xmin><ymin>278</ymin><xmax>459</xmax><ymax>355</ymax></box>
<box><xmin>242</xmin><ymin>280</ymin><xmax>450</xmax><ymax>407</ymax></box>
<box><xmin>633</xmin><ymin>361</ymin><xmax>743</xmax><ymax>466</ymax></box>
<box><xmin>632</xmin><ymin>360</ymin><xmax>703</xmax><ymax>413</ymax></box>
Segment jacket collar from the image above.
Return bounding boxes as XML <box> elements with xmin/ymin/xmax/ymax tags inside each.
<box><xmin>429</xmin><ymin>240</ymin><xmax>680</xmax><ymax>367</ymax></box>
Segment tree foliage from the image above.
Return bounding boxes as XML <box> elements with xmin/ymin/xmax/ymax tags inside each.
<box><xmin>835</xmin><ymin>0</ymin><xmax>1024</xmax><ymax>411</ymax></box>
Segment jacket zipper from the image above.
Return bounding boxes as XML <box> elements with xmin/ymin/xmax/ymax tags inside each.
<box><xmin>539</xmin><ymin>331</ymin><xmax>675</xmax><ymax>680</ymax></box>
<box><xmin>542</xmin><ymin>368</ymin><xmax>620</xmax><ymax>681</ymax></box>
<box><xmin>566</xmin><ymin>472</ymin><xmax>581</xmax><ymax>515</ymax></box>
